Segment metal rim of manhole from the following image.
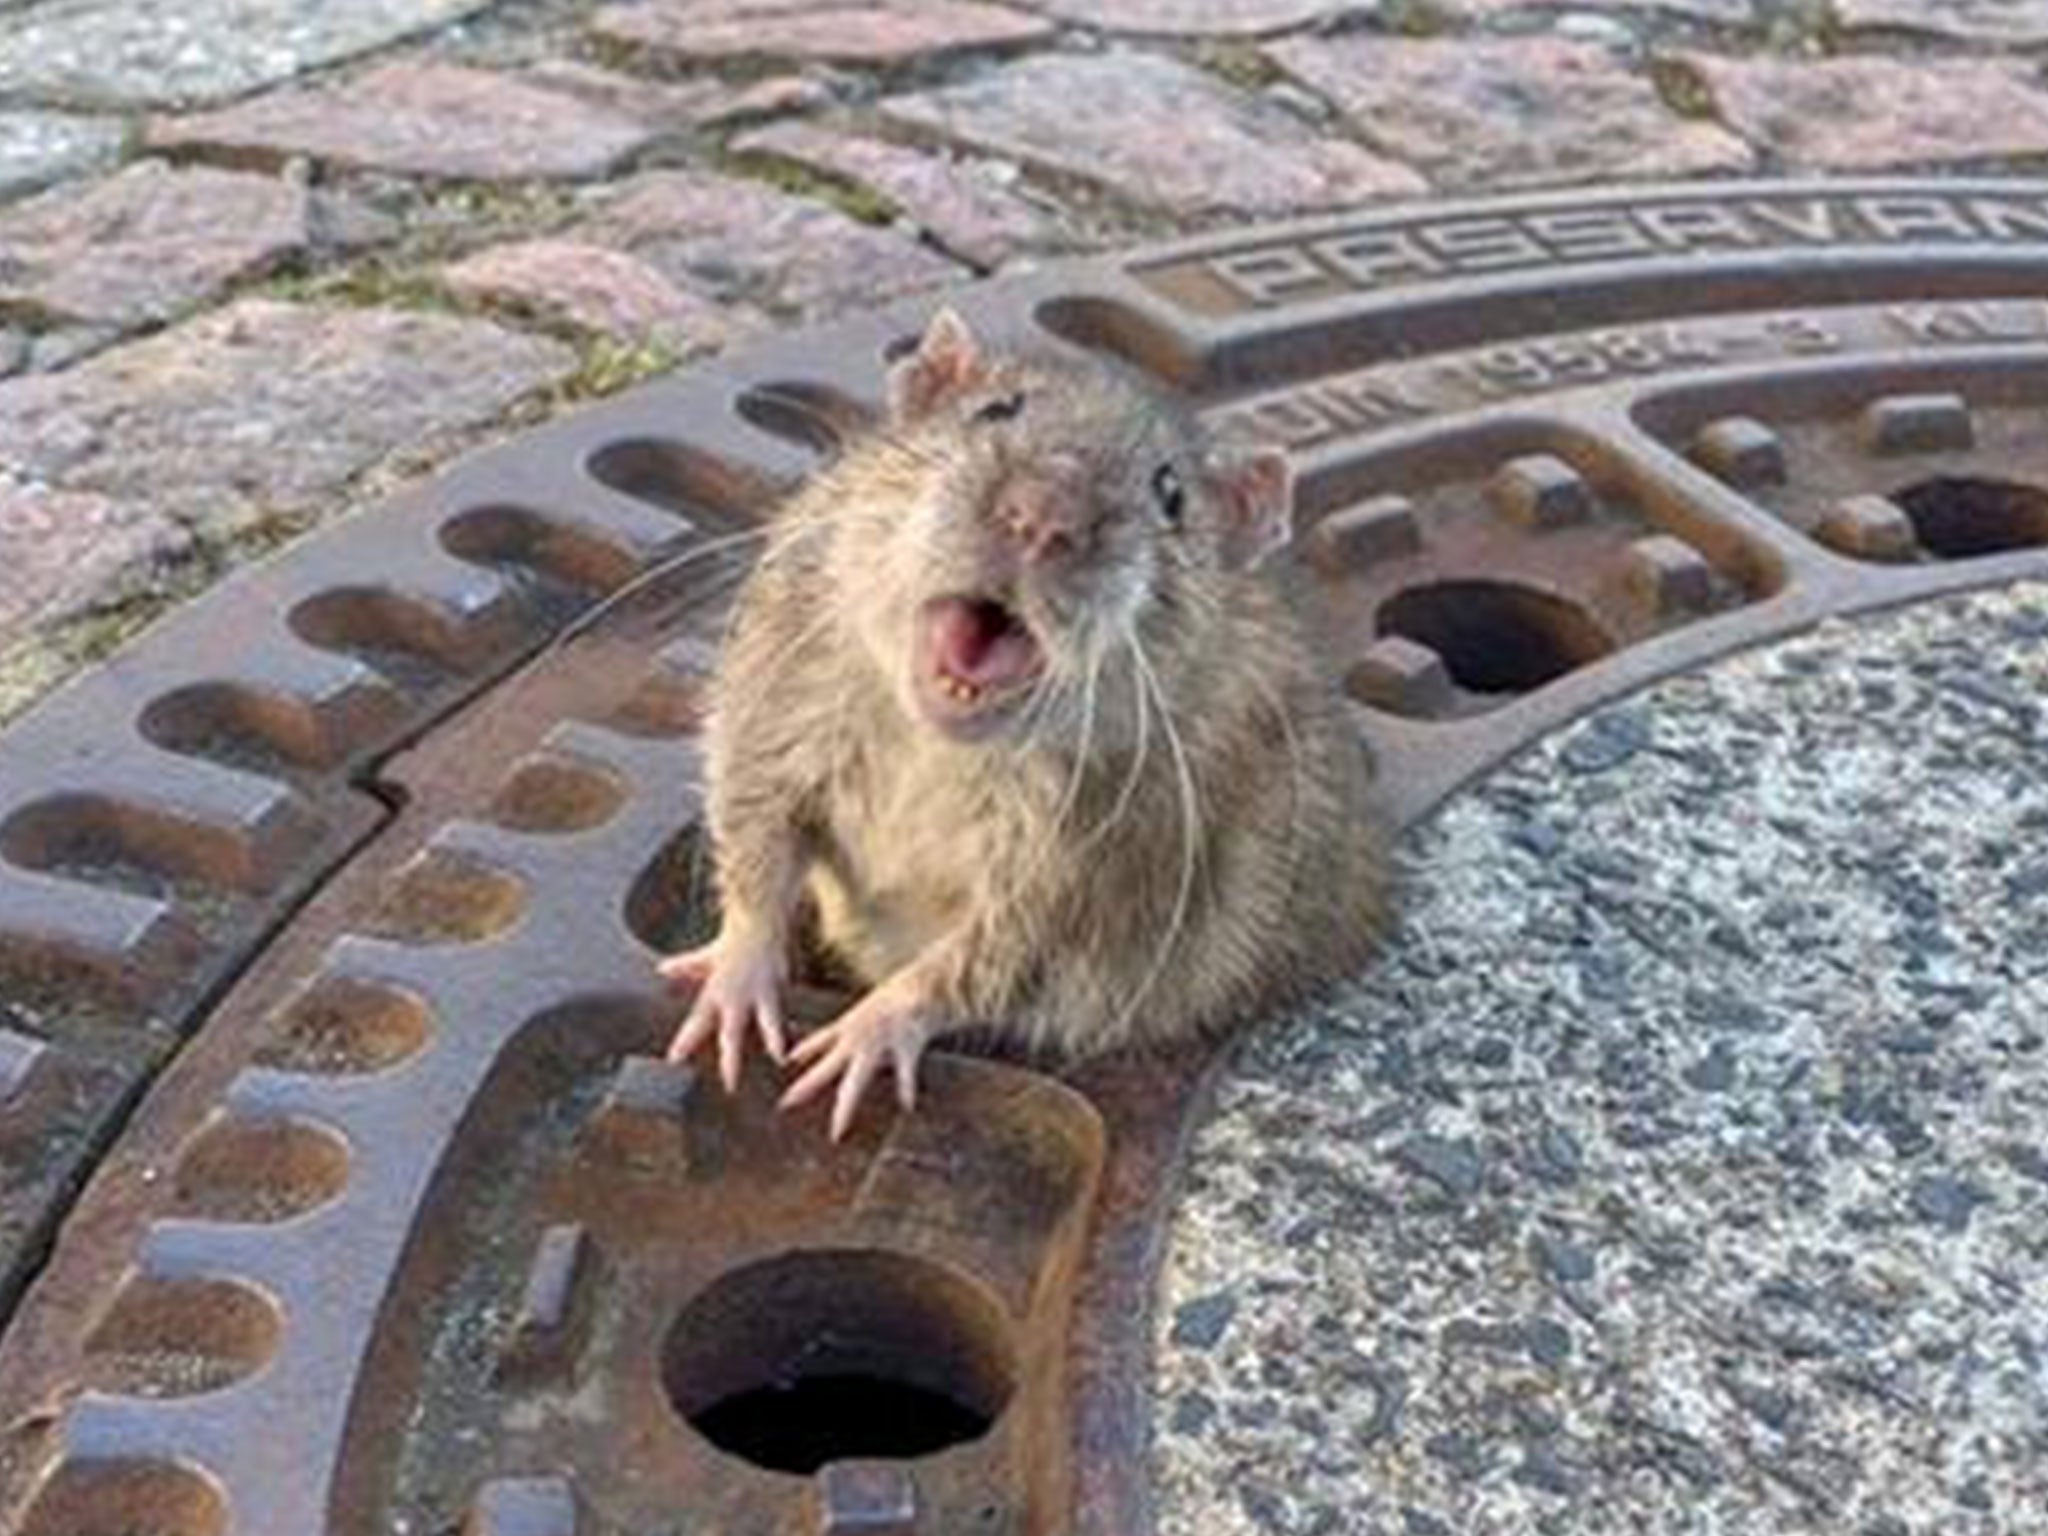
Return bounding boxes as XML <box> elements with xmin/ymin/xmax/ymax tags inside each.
<box><xmin>7</xmin><ymin>176</ymin><xmax>2048</xmax><ymax>1535</ymax></box>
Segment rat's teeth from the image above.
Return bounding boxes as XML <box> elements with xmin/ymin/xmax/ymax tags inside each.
<box><xmin>932</xmin><ymin>669</ymin><xmax>986</xmax><ymax>707</ymax></box>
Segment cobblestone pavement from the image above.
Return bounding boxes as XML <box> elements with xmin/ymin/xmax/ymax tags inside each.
<box><xmin>8</xmin><ymin>0</ymin><xmax>2048</xmax><ymax>718</ymax></box>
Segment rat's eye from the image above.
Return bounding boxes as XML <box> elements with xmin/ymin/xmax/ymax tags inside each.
<box><xmin>972</xmin><ymin>391</ymin><xmax>1026</xmax><ymax>425</ymax></box>
<box><xmin>1150</xmin><ymin>462</ymin><xmax>1186</xmax><ymax>526</ymax></box>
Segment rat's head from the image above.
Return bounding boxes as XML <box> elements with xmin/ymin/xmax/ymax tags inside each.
<box><xmin>835</xmin><ymin>309</ymin><xmax>1293</xmax><ymax>748</ymax></box>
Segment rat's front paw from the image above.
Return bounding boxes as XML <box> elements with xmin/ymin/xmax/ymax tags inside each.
<box><xmin>779</xmin><ymin>975</ymin><xmax>935</xmax><ymax>1142</ymax></box>
<box><xmin>660</xmin><ymin>931</ymin><xmax>788</xmax><ymax>1092</ymax></box>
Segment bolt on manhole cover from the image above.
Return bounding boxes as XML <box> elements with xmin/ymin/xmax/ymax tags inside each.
<box><xmin>4</xmin><ymin>178</ymin><xmax>2048</xmax><ymax>1534</ymax></box>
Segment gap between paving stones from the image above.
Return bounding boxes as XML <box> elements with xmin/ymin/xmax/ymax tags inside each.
<box><xmin>21</xmin><ymin>0</ymin><xmax>2048</xmax><ymax>732</ymax></box>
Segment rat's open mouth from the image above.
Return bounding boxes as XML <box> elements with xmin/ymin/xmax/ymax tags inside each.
<box><xmin>919</xmin><ymin>594</ymin><xmax>1043</xmax><ymax>722</ymax></box>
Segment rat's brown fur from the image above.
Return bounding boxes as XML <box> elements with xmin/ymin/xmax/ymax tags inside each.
<box><xmin>672</xmin><ymin>313</ymin><xmax>1388</xmax><ymax>1122</ymax></box>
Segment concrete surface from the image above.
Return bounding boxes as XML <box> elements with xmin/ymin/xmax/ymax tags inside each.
<box><xmin>1159</xmin><ymin>583</ymin><xmax>2048</xmax><ymax>1535</ymax></box>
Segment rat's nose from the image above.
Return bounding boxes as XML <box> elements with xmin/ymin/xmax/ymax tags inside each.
<box><xmin>995</xmin><ymin>478</ymin><xmax>1085</xmax><ymax>565</ymax></box>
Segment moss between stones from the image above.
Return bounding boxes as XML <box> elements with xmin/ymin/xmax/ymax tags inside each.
<box><xmin>266</xmin><ymin>259</ymin><xmax>461</xmax><ymax>315</ymax></box>
<box><xmin>719</xmin><ymin>146</ymin><xmax>900</xmax><ymax>227</ymax></box>
<box><xmin>1649</xmin><ymin>56</ymin><xmax>1719</xmax><ymax>121</ymax></box>
<box><xmin>550</xmin><ymin>333</ymin><xmax>685</xmax><ymax>403</ymax></box>
<box><xmin>1190</xmin><ymin>41</ymin><xmax>1286</xmax><ymax>94</ymax></box>
<box><xmin>1379</xmin><ymin>0</ymin><xmax>1454</xmax><ymax>39</ymax></box>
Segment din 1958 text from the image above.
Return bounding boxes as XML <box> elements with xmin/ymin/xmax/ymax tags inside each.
<box><xmin>1438</xmin><ymin>319</ymin><xmax>1841</xmax><ymax>397</ymax></box>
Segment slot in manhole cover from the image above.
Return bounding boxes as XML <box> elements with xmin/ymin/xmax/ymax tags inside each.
<box><xmin>3</xmin><ymin>179</ymin><xmax>2048</xmax><ymax>1533</ymax></box>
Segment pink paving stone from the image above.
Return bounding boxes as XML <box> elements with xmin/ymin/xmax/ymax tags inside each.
<box><xmin>1268</xmin><ymin>35</ymin><xmax>1751</xmax><ymax>191</ymax></box>
<box><xmin>1017</xmin><ymin>0</ymin><xmax>1348</xmax><ymax>33</ymax></box>
<box><xmin>734</xmin><ymin>120</ymin><xmax>1069</xmax><ymax>267</ymax></box>
<box><xmin>0</xmin><ymin>160</ymin><xmax>308</xmax><ymax>328</ymax></box>
<box><xmin>0</xmin><ymin>300</ymin><xmax>575</xmax><ymax>538</ymax></box>
<box><xmin>441</xmin><ymin>239</ymin><xmax>742</xmax><ymax>348</ymax></box>
<box><xmin>1683</xmin><ymin>53</ymin><xmax>2048</xmax><ymax>170</ymax></box>
<box><xmin>703</xmin><ymin>75</ymin><xmax>835</xmax><ymax>125</ymax></box>
<box><xmin>1445</xmin><ymin>0</ymin><xmax>1750</xmax><ymax>19</ymax></box>
<box><xmin>882</xmin><ymin>51</ymin><xmax>1422</xmax><ymax>217</ymax></box>
<box><xmin>0</xmin><ymin>479</ymin><xmax>184</xmax><ymax>637</ymax></box>
<box><xmin>574</xmin><ymin>167</ymin><xmax>962</xmax><ymax>321</ymax></box>
<box><xmin>521</xmin><ymin>61</ymin><xmax>832</xmax><ymax>129</ymax></box>
<box><xmin>148</xmin><ymin>61</ymin><xmax>656</xmax><ymax>181</ymax></box>
<box><xmin>516</xmin><ymin>60</ymin><xmax>736</xmax><ymax>126</ymax></box>
<box><xmin>1835</xmin><ymin>0</ymin><xmax>2048</xmax><ymax>42</ymax></box>
<box><xmin>589</xmin><ymin>0</ymin><xmax>1051</xmax><ymax>65</ymax></box>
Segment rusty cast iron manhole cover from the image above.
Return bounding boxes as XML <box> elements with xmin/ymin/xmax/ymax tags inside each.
<box><xmin>6</xmin><ymin>178</ymin><xmax>2048</xmax><ymax>1534</ymax></box>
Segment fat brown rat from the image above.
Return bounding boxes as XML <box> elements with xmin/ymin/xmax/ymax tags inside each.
<box><xmin>659</xmin><ymin>309</ymin><xmax>1389</xmax><ymax>1137</ymax></box>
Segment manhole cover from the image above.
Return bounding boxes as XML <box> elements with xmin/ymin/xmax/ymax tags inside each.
<box><xmin>5</xmin><ymin>178</ymin><xmax>2048</xmax><ymax>1533</ymax></box>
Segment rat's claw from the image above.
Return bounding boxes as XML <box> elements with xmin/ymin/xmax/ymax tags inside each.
<box><xmin>755</xmin><ymin>992</ymin><xmax>788</xmax><ymax>1065</ymax></box>
<box><xmin>779</xmin><ymin>1032</ymin><xmax>848</xmax><ymax>1108</ymax></box>
<box><xmin>892</xmin><ymin>1035</ymin><xmax>920</xmax><ymax>1113</ymax></box>
<box><xmin>657</xmin><ymin>943</ymin><xmax>718</xmax><ymax>991</ymax></box>
<box><xmin>778</xmin><ymin>984</ymin><xmax>934</xmax><ymax>1141</ymax></box>
<box><xmin>659</xmin><ymin>930</ymin><xmax>788</xmax><ymax>1090</ymax></box>
<box><xmin>717</xmin><ymin>1007</ymin><xmax>746</xmax><ymax>1093</ymax></box>
<box><xmin>786</xmin><ymin>1024</ymin><xmax>836</xmax><ymax>1068</ymax></box>
<box><xmin>832</xmin><ymin>1048</ymin><xmax>883</xmax><ymax>1142</ymax></box>
<box><xmin>665</xmin><ymin>992</ymin><xmax>718</xmax><ymax>1065</ymax></box>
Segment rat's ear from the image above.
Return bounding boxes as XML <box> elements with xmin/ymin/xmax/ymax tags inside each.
<box><xmin>888</xmin><ymin>307</ymin><xmax>987</xmax><ymax>423</ymax></box>
<box><xmin>1207</xmin><ymin>446</ymin><xmax>1295</xmax><ymax>570</ymax></box>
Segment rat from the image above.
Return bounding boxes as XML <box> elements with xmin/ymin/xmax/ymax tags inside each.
<box><xmin>658</xmin><ymin>308</ymin><xmax>1389</xmax><ymax>1138</ymax></box>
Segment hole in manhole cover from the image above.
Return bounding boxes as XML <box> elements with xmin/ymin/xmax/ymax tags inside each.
<box><xmin>1377</xmin><ymin>579</ymin><xmax>1615</xmax><ymax>695</ymax></box>
<box><xmin>251</xmin><ymin>974</ymin><xmax>431</xmax><ymax>1075</ymax></box>
<box><xmin>362</xmin><ymin>848</ymin><xmax>527</xmax><ymax>944</ymax></box>
<box><xmin>166</xmin><ymin>1112</ymin><xmax>351</xmax><ymax>1223</ymax></box>
<box><xmin>737</xmin><ymin>381</ymin><xmax>874</xmax><ymax>455</ymax></box>
<box><xmin>1891</xmin><ymin>475</ymin><xmax>2048</xmax><ymax>558</ymax></box>
<box><xmin>440</xmin><ymin>505</ymin><xmax>644</xmax><ymax>596</ymax></box>
<box><xmin>17</xmin><ymin>1459</ymin><xmax>226</xmax><ymax>1536</ymax></box>
<box><xmin>138</xmin><ymin>681</ymin><xmax>352</xmax><ymax>775</ymax></box>
<box><xmin>81</xmin><ymin>1274</ymin><xmax>282</xmax><ymax>1400</ymax></box>
<box><xmin>487</xmin><ymin>753</ymin><xmax>629</xmax><ymax>834</ymax></box>
<box><xmin>665</xmin><ymin>1249</ymin><xmax>1014</xmax><ymax>1474</ymax></box>
<box><xmin>6</xmin><ymin>180</ymin><xmax>2048</xmax><ymax>1535</ymax></box>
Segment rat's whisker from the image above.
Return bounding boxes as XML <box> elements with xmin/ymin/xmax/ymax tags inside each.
<box><xmin>554</xmin><ymin>530</ymin><xmax>813</xmax><ymax>944</ymax></box>
<box><xmin>867</xmin><ymin>431</ymin><xmax>946</xmax><ymax>473</ymax></box>
<box><xmin>709</xmin><ymin>588</ymin><xmax>856</xmax><ymax>760</ymax></box>
<box><xmin>1010</xmin><ymin>666</ymin><xmax>1068</xmax><ymax>767</ymax></box>
<box><xmin>1076</xmin><ymin>643</ymin><xmax>1150</xmax><ymax>856</ymax></box>
<box><xmin>1115</xmin><ymin>633</ymin><xmax>1204</xmax><ymax>1039</ymax></box>
<box><xmin>1014</xmin><ymin>651</ymin><xmax>1099</xmax><ymax>888</ymax></box>
<box><xmin>540</xmin><ymin>495</ymin><xmax>847</xmax><ymax>667</ymax></box>
<box><xmin>695</xmin><ymin>501</ymin><xmax>855</xmax><ymax>672</ymax></box>
<box><xmin>536</xmin><ymin>525</ymin><xmax>772</xmax><ymax>659</ymax></box>
<box><xmin>1053</xmin><ymin>643</ymin><xmax>1103</xmax><ymax>839</ymax></box>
